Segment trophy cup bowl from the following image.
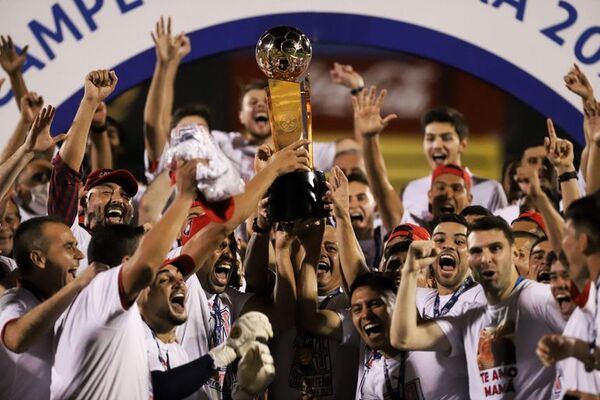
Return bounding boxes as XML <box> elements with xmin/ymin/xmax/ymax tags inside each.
<box><xmin>255</xmin><ymin>26</ymin><xmax>328</xmax><ymax>222</ymax></box>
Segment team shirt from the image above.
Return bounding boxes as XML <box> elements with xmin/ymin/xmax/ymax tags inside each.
<box><xmin>401</xmin><ymin>172</ymin><xmax>508</xmax><ymax>225</ymax></box>
<box><xmin>412</xmin><ymin>282</ymin><xmax>487</xmax><ymax>400</ymax></box>
<box><xmin>0</xmin><ymin>288</ymin><xmax>53</xmax><ymax>400</ymax></box>
<box><xmin>435</xmin><ymin>279</ymin><xmax>565</xmax><ymax>399</ymax></box>
<box><xmin>552</xmin><ymin>279</ymin><xmax>600</xmax><ymax>399</ymax></box>
<box><xmin>51</xmin><ymin>266</ymin><xmax>149</xmax><ymax>400</ymax></box>
<box><xmin>269</xmin><ymin>289</ymin><xmax>359</xmax><ymax>399</ymax></box>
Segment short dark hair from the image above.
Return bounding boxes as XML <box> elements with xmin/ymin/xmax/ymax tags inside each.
<box><xmin>350</xmin><ymin>272</ymin><xmax>397</xmax><ymax>297</ymax></box>
<box><xmin>460</xmin><ymin>205</ymin><xmax>493</xmax><ymax>219</ymax></box>
<box><xmin>513</xmin><ymin>230</ymin><xmax>540</xmax><ymax>242</ymax></box>
<box><xmin>171</xmin><ymin>103</ymin><xmax>213</xmax><ymax>131</ymax></box>
<box><xmin>530</xmin><ymin>236</ymin><xmax>549</xmax><ymax>252</ymax></box>
<box><xmin>239</xmin><ymin>80</ymin><xmax>268</xmax><ymax>109</ymax></box>
<box><xmin>13</xmin><ymin>216</ymin><xmax>63</xmax><ymax>274</ymax></box>
<box><xmin>421</xmin><ymin>106</ymin><xmax>469</xmax><ymax>140</ymax></box>
<box><xmin>346</xmin><ymin>169</ymin><xmax>370</xmax><ymax>187</ymax></box>
<box><xmin>468</xmin><ymin>216</ymin><xmax>514</xmax><ymax>245</ymax></box>
<box><xmin>564</xmin><ymin>192</ymin><xmax>600</xmax><ymax>255</ymax></box>
<box><xmin>88</xmin><ymin>224</ymin><xmax>145</xmax><ymax>267</ymax></box>
<box><xmin>432</xmin><ymin>213</ymin><xmax>469</xmax><ymax>231</ymax></box>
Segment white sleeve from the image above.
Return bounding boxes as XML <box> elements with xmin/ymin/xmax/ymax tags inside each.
<box><xmin>338</xmin><ymin>308</ymin><xmax>360</xmax><ymax>347</ymax></box>
<box><xmin>524</xmin><ymin>282</ymin><xmax>566</xmax><ymax>333</ymax></box>
<box><xmin>313</xmin><ymin>142</ymin><xmax>336</xmax><ymax>171</ymax></box>
<box><xmin>0</xmin><ymin>293</ymin><xmax>26</xmax><ymax>346</ymax></box>
<box><xmin>434</xmin><ymin>312</ymin><xmax>467</xmax><ymax>358</ymax></box>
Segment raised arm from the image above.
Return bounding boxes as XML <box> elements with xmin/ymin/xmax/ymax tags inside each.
<box><xmin>353</xmin><ymin>86</ymin><xmax>402</xmax><ymax>233</ymax></box>
<box><xmin>0</xmin><ymin>35</ymin><xmax>29</xmax><ymax>110</ymax></box>
<box><xmin>328</xmin><ymin>166</ymin><xmax>369</xmax><ymax>288</ymax></box>
<box><xmin>0</xmin><ymin>92</ymin><xmax>44</xmax><ymax>165</ymax></box>
<box><xmin>121</xmin><ymin>160</ymin><xmax>198</xmax><ymax>303</ymax></box>
<box><xmin>88</xmin><ymin>102</ymin><xmax>113</xmax><ymax>170</ymax></box>
<box><xmin>545</xmin><ymin>119</ymin><xmax>580</xmax><ymax>209</ymax></box>
<box><xmin>296</xmin><ymin>221</ymin><xmax>344</xmax><ymax>341</ymax></box>
<box><xmin>2</xmin><ymin>261</ymin><xmax>106</xmax><ymax>353</ymax></box>
<box><xmin>244</xmin><ymin>197</ymin><xmax>276</xmax><ymax>296</ymax></box>
<box><xmin>584</xmin><ymin>100</ymin><xmax>600</xmax><ymax>194</ymax></box>
<box><xmin>138</xmin><ymin>170</ymin><xmax>173</xmax><ymax>225</ymax></box>
<box><xmin>390</xmin><ymin>240</ymin><xmax>450</xmax><ymax>352</ymax></box>
<box><xmin>0</xmin><ymin>106</ymin><xmax>65</xmax><ymax>201</ymax></box>
<box><xmin>60</xmin><ymin>70</ymin><xmax>118</xmax><ymax>171</ymax></box>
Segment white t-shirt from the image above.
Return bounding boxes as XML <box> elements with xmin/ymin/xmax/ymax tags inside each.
<box><xmin>212</xmin><ymin>130</ymin><xmax>337</xmax><ymax>183</ymax></box>
<box><xmin>51</xmin><ymin>266</ymin><xmax>149</xmax><ymax>400</ymax></box>
<box><xmin>552</xmin><ymin>280</ymin><xmax>600</xmax><ymax>399</ymax></box>
<box><xmin>269</xmin><ymin>289</ymin><xmax>359</xmax><ymax>399</ymax></box>
<box><xmin>435</xmin><ymin>279</ymin><xmax>565</xmax><ymax>399</ymax></box>
<box><xmin>401</xmin><ymin>172</ymin><xmax>508</xmax><ymax>224</ymax></box>
<box><xmin>0</xmin><ymin>288</ymin><xmax>52</xmax><ymax>400</ymax></box>
<box><xmin>411</xmin><ymin>283</ymin><xmax>486</xmax><ymax>400</ymax></box>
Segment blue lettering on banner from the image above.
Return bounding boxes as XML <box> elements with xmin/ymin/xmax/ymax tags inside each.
<box><xmin>575</xmin><ymin>27</ymin><xmax>600</xmax><ymax>65</ymax></box>
<box><xmin>28</xmin><ymin>3</ymin><xmax>83</xmax><ymax>60</ymax></box>
<box><xmin>74</xmin><ymin>0</ymin><xmax>104</xmax><ymax>32</ymax></box>
<box><xmin>540</xmin><ymin>1</ymin><xmax>577</xmax><ymax>46</ymax></box>
<box><xmin>116</xmin><ymin>0</ymin><xmax>144</xmax><ymax>13</ymax></box>
<box><xmin>491</xmin><ymin>0</ymin><xmax>527</xmax><ymax>22</ymax></box>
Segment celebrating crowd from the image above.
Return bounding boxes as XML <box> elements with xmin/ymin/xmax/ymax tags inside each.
<box><xmin>0</xmin><ymin>16</ymin><xmax>599</xmax><ymax>400</ymax></box>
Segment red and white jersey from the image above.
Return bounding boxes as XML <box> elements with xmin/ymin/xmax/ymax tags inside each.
<box><xmin>0</xmin><ymin>288</ymin><xmax>52</xmax><ymax>400</ymax></box>
<box><xmin>51</xmin><ymin>265</ymin><xmax>149</xmax><ymax>400</ymax></box>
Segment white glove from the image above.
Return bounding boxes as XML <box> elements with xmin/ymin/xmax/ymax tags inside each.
<box><xmin>208</xmin><ymin>311</ymin><xmax>273</xmax><ymax>368</ymax></box>
<box><xmin>232</xmin><ymin>342</ymin><xmax>275</xmax><ymax>400</ymax></box>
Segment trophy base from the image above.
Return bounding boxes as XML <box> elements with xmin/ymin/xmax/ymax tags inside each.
<box><xmin>268</xmin><ymin>170</ymin><xmax>328</xmax><ymax>222</ymax></box>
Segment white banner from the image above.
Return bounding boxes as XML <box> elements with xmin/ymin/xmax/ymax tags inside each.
<box><xmin>0</xmin><ymin>0</ymin><xmax>599</xmax><ymax>147</ymax></box>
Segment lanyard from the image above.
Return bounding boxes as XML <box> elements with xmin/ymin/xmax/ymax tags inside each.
<box><xmin>319</xmin><ymin>287</ymin><xmax>342</xmax><ymax>310</ymax></box>
<box><xmin>513</xmin><ymin>276</ymin><xmax>525</xmax><ymax>291</ymax></box>
<box><xmin>433</xmin><ymin>276</ymin><xmax>474</xmax><ymax>318</ymax></box>
<box><xmin>383</xmin><ymin>353</ymin><xmax>405</xmax><ymax>400</ymax></box>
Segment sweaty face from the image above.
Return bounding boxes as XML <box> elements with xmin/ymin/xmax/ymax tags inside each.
<box><xmin>432</xmin><ymin>222</ymin><xmax>469</xmax><ymax>290</ymax></box>
<box><xmin>140</xmin><ymin>265</ymin><xmax>188</xmax><ymax>327</ymax></box>
<box><xmin>0</xmin><ymin>200</ymin><xmax>20</xmax><ymax>256</ymax></box>
<box><xmin>316</xmin><ymin>226</ymin><xmax>341</xmax><ymax>294</ymax></box>
<box><xmin>84</xmin><ymin>182</ymin><xmax>134</xmax><ymax>231</ymax></box>
<box><xmin>528</xmin><ymin>240</ymin><xmax>552</xmax><ymax>282</ymax></box>
<box><xmin>351</xmin><ymin>286</ymin><xmax>394</xmax><ymax>352</ymax></box>
<box><xmin>348</xmin><ymin>181</ymin><xmax>376</xmax><ymax>235</ymax></box>
<box><xmin>423</xmin><ymin>122</ymin><xmax>465</xmax><ymax>170</ymax></box>
<box><xmin>239</xmin><ymin>88</ymin><xmax>270</xmax><ymax>140</ymax></box>
<box><xmin>429</xmin><ymin>174</ymin><xmax>472</xmax><ymax>217</ymax></box>
<box><xmin>549</xmin><ymin>260</ymin><xmax>576</xmax><ymax>319</ymax></box>
<box><xmin>468</xmin><ymin>229</ymin><xmax>516</xmax><ymax>297</ymax></box>
<box><xmin>202</xmin><ymin>236</ymin><xmax>238</xmax><ymax>295</ymax></box>
<box><xmin>39</xmin><ymin>223</ymin><xmax>84</xmax><ymax>294</ymax></box>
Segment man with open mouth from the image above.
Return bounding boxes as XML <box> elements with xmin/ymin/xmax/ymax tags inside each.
<box><xmin>392</xmin><ymin>216</ymin><xmax>565</xmax><ymax>399</ymax></box>
<box><xmin>546</xmin><ymin>251</ymin><xmax>577</xmax><ymax>320</ymax></box>
<box><xmin>407</xmin><ymin>214</ymin><xmax>486</xmax><ymax>400</ymax></box>
<box><xmin>527</xmin><ymin>237</ymin><xmax>552</xmax><ymax>283</ymax></box>
<box><xmin>48</xmin><ymin>69</ymin><xmax>139</xmax><ymax>272</ymax></box>
<box><xmin>401</xmin><ymin>106</ymin><xmax>507</xmax><ymax>225</ymax></box>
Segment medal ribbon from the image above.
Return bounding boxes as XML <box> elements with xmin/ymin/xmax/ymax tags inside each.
<box><xmin>433</xmin><ymin>276</ymin><xmax>474</xmax><ymax>318</ymax></box>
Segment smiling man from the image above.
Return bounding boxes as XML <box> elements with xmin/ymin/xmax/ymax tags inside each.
<box><xmin>391</xmin><ymin>215</ymin><xmax>565</xmax><ymax>399</ymax></box>
<box><xmin>402</xmin><ymin>107</ymin><xmax>507</xmax><ymax>225</ymax></box>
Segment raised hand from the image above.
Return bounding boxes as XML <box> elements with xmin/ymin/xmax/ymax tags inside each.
<box><xmin>404</xmin><ymin>240</ymin><xmax>437</xmax><ymax>273</ymax></box>
<box><xmin>19</xmin><ymin>92</ymin><xmax>44</xmax><ymax>125</ymax></box>
<box><xmin>23</xmin><ymin>105</ymin><xmax>66</xmax><ymax>154</ymax></box>
<box><xmin>173</xmin><ymin>32</ymin><xmax>191</xmax><ymax>61</ymax></box>
<box><xmin>84</xmin><ymin>70</ymin><xmax>118</xmax><ymax>105</ymax></box>
<box><xmin>151</xmin><ymin>17</ymin><xmax>190</xmax><ymax>65</ymax></box>
<box><xmin>326</xmin><ymin>166</ymin><xmax>349</xmax><ymax>217</ymax></box>
<box><xmin>0</xmin><ymin>35</ymin><xmax>28</xmax><ymax>75</ymax></box>
<box><xmin>536</xmin><ymin>334</ymin><xmax>574</xmax><ymax>367</ymax></box>
<box><xmin>329</xmin><ymin>62</ymin><xmax>364</xmax><ymax>90</ymax></box>
<box><xmin>584</xmin><ymin>100</ymin><xmax>600</xmax><ymax>145</ymax></box>
<box><xmin>266</xmin><ymin>139</ymin><xmax>311</xmax><ymax>175</ymax></box>
<box><xmin>544</xmin><ymin>118</ymin><xmax>574</xmax><ymax>172</ymax></box>
<box><xmin>564</xmin><ymin>64</ymin><xmax>594</xmax><ymax>102</ymax></box>
<box><xmin>515</xmin><ymin>164</ymin><xmax>543</xmax><ymax>200</ymax></box>
<box><xmin>255</xmin><ymin>197</ymin><xmax>271</xmax><ymax>232</ymax></box>
<box><xmin>352</xmin><ymin>86</ymin><xmax>397</xmax><ymax>137</ymax></box>
<box><xmin>255</xmin><ymin>143</ymin><xmax>274</xmax><ymax>174</ymax></box>
<box><xmin>174</xmin><ymin>158</ymin><xmax>201</xmax><ymax>198</ymax></box>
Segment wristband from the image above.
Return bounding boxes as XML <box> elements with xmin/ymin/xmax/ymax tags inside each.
<box><xmin>350</xmin><ymin>86</ymin><xmax>364</xmax><ymax>96</ymax></box>
<box><xmin>90</xmin><ymin>123</ymin><xmax>107</xmax><ymax>134</ymax></box>
<box><xmin>252</xmin><ymin>217</ymin><xmax>270</xmax><ymax>234</ymax></box>
<box><xmin>558</xmin><ymin>171</ymin><xmax>578</xmax><ymax>183</ymax></box>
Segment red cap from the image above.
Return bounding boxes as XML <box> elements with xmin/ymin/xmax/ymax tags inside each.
<box><xmin>517</xmin><ymin>211</ymin><xmax>546</xmax><ymax>235</ymax></box>
<box><xmin>161</xmin><ymin>254</ymin><xmax>196</xmax><ymax>277</ymax></box>
<box><xmin>386</xmin><ymin>223</ymin><xmax>431</xmax><ymax>245</ymax></box>
<box><xmin>84</xmin><ymin>169</ymin><xmax>138</xmax><ymax>197</ymax></box>
<box><xmin>431</xmin><ymin>164</ymin><xmax>472</xmax><ymax>191</ymax></box>
<box><xmin>180</xmin><ymin>212</ymin><xmax>211</xmax><ymax>246</ymax></box>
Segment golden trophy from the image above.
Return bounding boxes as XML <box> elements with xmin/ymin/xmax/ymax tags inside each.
<box><xmin>256</xmin><ymin>26</ymin><xmax>327</xmax><ymax>222</ymax></box>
